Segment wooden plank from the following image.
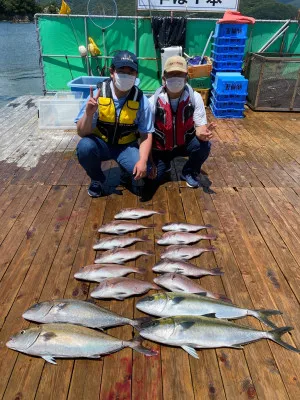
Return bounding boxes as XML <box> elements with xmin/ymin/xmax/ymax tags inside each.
<box><xmin>238</xmin><ymin>187</ymin><xmax>300</xmax><ymax>303</ymax></box>
<box><xmin>0</xmin><ymin>184</ymin><xmax>22</xmax><ymax>219</ymax></box>
<box><xmin>66</xmin><ymin>195</ymin><xmax>107</xmax><ymax>400</ymax></box>
<box><xmin>252</xmin><ymin>187</ymin><xmax>300</xmax><ymax>269</ymax></box>
<box><xmin>0</xmin><ymin>185</ymin><xmax>79</xmax><ymax>399</ymax></box>
<box><xmin>207</xmin><ymin>188</ymin><xmax>291</xmax><ymax>400</ymax></box>
<box><xmin>161</xmin><ymin>186</ymin><xmax>195</xmax><ymax>400</ymax></box>
<box><xmin>181</xmin><ymin>188</ymin><xmax>230</xmax><ymax>400</ymax></box>
<box><xmin>220</xmin><ymin>187</ymin><xmax>300</xmax><ymax>399</ymax></box>
<box><xmin>98</xmin><ymin>190</ymin><xmax>141</xmax><ymax>400</ymax></box>
<box><xmin>132</xmin><ymin>187</ymin><xmax>163</xmax><ymax>400</ymax></box>
<box><xmin>31</xmin><ymin>187</ymin><xmax>94</xmax><ymax>400</ymax></box>
<box><xmin>0</xmin><ymin>185</ymin><xmax>37</xmax><ymax>247</ymax></box>
<box><xmin>0</xmin><ymin>185</ymin><xmax>51</xmax><ymax>281</ymax></box>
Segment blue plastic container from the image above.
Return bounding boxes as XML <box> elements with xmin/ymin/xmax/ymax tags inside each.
<box><xmin>67</xmin><ymin>76</ymin><xmax>140</xmax><ymax>98</ymax></box>
<box><xmin>211</xmin><ymin>88</ymin><xmax>247</xmax><ymax>102</ymax></box>
<box><xmin>213</xmin><ymin>37</ymin><xmax>247</xmax><ymax>47</ymax></box>
<box><xmin>213</xmin><ymin>73</ymin><xmax>248</xmax><ymax>94</ymax></box>
<box><xmin>211</xmin><ymin>92</ymin><xmax>245</xmax><ymax>110</ymax></box>
<box><xmin>210</xmin><ymin>101</ymin><xmax>245</xmax><ymax>119</ymax></box>
<box><xmin>213</xmin><ymin>60</ymin><xmax>243</xmax><ymax>71</ymax></box>
<box><xmin>212</xmin><ymin>43</ymin><xmax>246</xmax><ymax>54</ymax></box>
<box><xmin>215</xmin><ymin>23</ymin><xmax>248</xmax><ymax>38</ymax></box>
<box><xmin>211</xmin><ymin>51</ymin><xmax>244</xmax><ymax>62</ymax></box>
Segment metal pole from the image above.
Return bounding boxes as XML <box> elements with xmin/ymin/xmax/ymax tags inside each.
<box><xmin>254</xmin><ymin>59</ymin><xmax>265</xmax><ymax>109</ymax></box>
<box><xmin>84</xmin><ymin>16</ymin><xmax>91</xmax><ymax>76</ymax></box>
<box><xmin>290</xmin><ymin>68</ymin><xmax>300</xmax><ymax>110</ymax></box>
<box><xmin>34</xmin><ymin>15</ymin><xmax>47</xmax><ymax>95</ymax></box>
<box><xmin>260</xmin><ymin>26</ymin><xmax>289</xmax><ymax>53</ymax></box>
<box><xmin>258</xmin><ymin>20</ymin><xmax>290</xmax><ymax>52</ymax></box>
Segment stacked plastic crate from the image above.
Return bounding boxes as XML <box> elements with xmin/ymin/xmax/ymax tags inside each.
<box><xmin>210</xmin><ymin>23</ymin><xmax>249</xmax><ymax>118</ymax></box>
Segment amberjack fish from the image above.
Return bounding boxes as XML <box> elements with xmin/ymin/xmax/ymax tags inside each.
<box><xmin>7</xmin><ymin>323</ymin><xmax>157</xmax><ymax>364</ymax></box>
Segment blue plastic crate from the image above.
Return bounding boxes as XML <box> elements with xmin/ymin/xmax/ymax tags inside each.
<box><xmin>213</xmin><ymin>73</ymin><xmax>248</xmax><ymax>94</ymax></box>
<box><xmin>211</xmin><ymin>88</ymin><xmax>247</xmax><ymax>102</ymax></box>
<box><xmin>213</xmin><ymin>60</ymin><xmax>243</xmax><ymax>71</ymax></box>
<box><xmin>213</xmin><ymin>37</ymin><xmax>247</xmax><ymax>47</ymax></box>
<box><xmin>212</xmin><ymin>43</ymin><xmax>246</xmax><ymax>54</ymax></box>
<box><xmin>215</xmin><ymin>23</ymin><xmax>248</xmax><ymax>38</ymax></box>
<box><xmin>211</xmin><ymin>92</ymin><xmax>245</xmax><ymax>110</ymax></box>
<box><xmin>68</xmin><ymin>76</ymin><xmax>140</xmax><ymax>98</ymax></box>
<box><xmin>210</xmin><ymin>101</ymin><xmax>245</xmax><ymax>119</ymax></box>
<box><xmin>211</xmin><ymin>51</ymin><xmax>244</xmax><ymax>62</ymax></box>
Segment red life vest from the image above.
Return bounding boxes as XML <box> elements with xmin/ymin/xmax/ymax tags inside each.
<box><xmin>153</xmin><ymin>85</ymin><xmax>195</xmax><ymax>151</ymax></box>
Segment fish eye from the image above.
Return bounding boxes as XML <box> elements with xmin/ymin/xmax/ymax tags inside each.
<box><xmin>20</xmin><ymin>330</ymin><xmax>25</xmax><ymax>334</ymax></box>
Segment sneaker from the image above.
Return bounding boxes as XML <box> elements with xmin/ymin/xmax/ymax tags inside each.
<box><xmin>180</xmin><ymin>172</ymin><xmax>200</xmax><ymax>188</ymax></box>
<box><xmin>87</xmin><ymin>180</ymin><xmax>103</xmax><ymax>198</ymax></box>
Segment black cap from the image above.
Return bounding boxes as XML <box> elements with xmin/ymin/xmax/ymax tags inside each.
<box><xmin>112</xmin><ymin>50</ymin><xmax>138</xmax><ymax>72</ymax></box>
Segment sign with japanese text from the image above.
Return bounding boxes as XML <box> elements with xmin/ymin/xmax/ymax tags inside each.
<box><xmin>137</xmin><ymin>0</ymin><xmax>239</xmax><ymax>12</ymax></box>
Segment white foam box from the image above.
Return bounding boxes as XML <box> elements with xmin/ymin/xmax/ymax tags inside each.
<box><xmin>38</xmin><ymin>97</ymin><xmax>84</xmax><ymax>130</ymax></box>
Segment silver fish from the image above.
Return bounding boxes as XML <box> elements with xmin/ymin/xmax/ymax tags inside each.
<box><xmin>98</xmin><ymin>221</ymin><xmax>154</xmax><ymax>235</ymax></box>
<box><xmin>7</xmin><ymin>323</ymin><xmax>157</xmax><ymax>364</ymax></box>
<box><xmin>136</xmin><ymin>292</ymin><xmax>282</xmax><ymax>328</ymax></box>
<box><xmin>161</xmin><ymin>245</ymin><xmax>216</xmax><ymax>261</ymax></box>
<box><xmin>93</xmin><ymin>235</ymin><xmax>148</xmax><ymax>250</ymax></box>
<box><xmin>152</xmin><ymin>259</ymin><xmax>223</xmax><ymax>278</ymax></box>
<box><xmin>95</xmin><ymin>248</ymin><xmax>153</xmax><ymax>264</ymax></box>
<box><xmin>23</xmin><ymin>299</ymin><xmax>149</xmax><ymax>330</ymax></box>
<box><xmin>139</xmin><ymin>316</ymin><xmax>299</xmax><ymax>359</ymax></box>
<box><xmin>91</xmin><ymin>277</ymin><xmax>160</xmax><ymax>300</ymax></box>
<box><xmin>114</xmin><ymin>208</ymin><xmax>163</xmax><ymax>220</ymax></box>
<box><xmin>162</xmin><ymin>223</ymin><xmax>213</xmax><ymax>232</ymax></box>
<box><xmin>153</xmin><ymin>273</ymin><xmax>231</xmax><ymax>302</ymax></box>
<box><xmin>157</xmin><ymin>232</ymin><xmax>217</xmax><ymax>246</ymax></box>
<box><xmin>74</xmin><ymin>264</ymin><xmax>145</xmax><ymax>282</ymax></box>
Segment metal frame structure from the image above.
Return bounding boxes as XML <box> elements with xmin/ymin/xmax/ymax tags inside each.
<box><xmin>245</xmin><ymin>52</ymin><xmax>300</xmax><ymax>112</ymax></box>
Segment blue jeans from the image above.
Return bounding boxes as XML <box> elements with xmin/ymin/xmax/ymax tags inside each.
<box><xmin>153</xmin><ymin>136</ymin><xmax>211</xmax><ymax>182</ymax></box>
<box><xmin>76</xmin><ymin>135</ymin><xmax>141</xmax><ymax>184</ymax></box>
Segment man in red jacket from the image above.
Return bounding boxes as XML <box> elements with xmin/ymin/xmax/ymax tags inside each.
<box><xmin>143</xmin><ymin>56</ymin><xmax>215</xmax><ymax>200</ymax></box>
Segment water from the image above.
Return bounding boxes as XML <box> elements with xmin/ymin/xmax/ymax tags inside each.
<box><xmin>0</xmin><ymin>22</ymin><xmax>43</xmax><ymax>107</ymax></box>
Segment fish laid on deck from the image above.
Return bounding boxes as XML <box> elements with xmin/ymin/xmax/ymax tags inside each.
<box><xmin>139</xmin><ymin>316</ymin><xmax>300</xmax><ymax>358</ymax></box>
<box><xmin>23</xmin><ymin>299</ymin><xmax>150</xmax><ymax>330</ymax></box>
<box><xmin>162</xmin><ymin>223</ymin><xmax>213</xmax><ymax>232</ymax></box>
<box><xmin>93</xmin><ymin>235</ymin><xmax>148</xmax><ymax>250</ymax></box>
<box><xmin>136</xmin><ymin>292</ymin><xmax>282</xmax><ymax>328</ymax></box>
<box><xmin>98</xmin><ymin>220</ymin><xmax>154</xmax><ymax>235</ymax></box>
<box><xmin>161</xmin><ymin>245</ymin><xmax>216</xmax><ymax>260</ymax></box>
<box><xmin>114</xmin><ymin>208</ymin><xmax>163</xmax><ymax>220</ymax></box>
<box><xmin>157</xmin><ymin>231</ymin><xmax>217</xmax><ymax>245</ymax></box>
<box><xmin>94</xmin><ymin>248</ymin><xmax>153</xmax><ymax>264</ymax></box>
<box><xmin>153</xmin><ymin>273</ymin><xmax>231</xmax><ymax>302</ymax></box>
<box><xmin>152</xmin><ymin>259</ymin><xmax>223</xmax><ymax>277</ymax></box>
<box><xmin>74</xmin><ymin>264</ymin><xmax>145</xmax><ymax>282</ymax></box>
<box><xmin>7</xmin><ymin>323</ymin><xmax>157</xmax><ymax>364</ymax></box>
<box><xmin>91</xmin><ymin>277</ymin><xmax>159</xmax><ymax>300</ymax></box>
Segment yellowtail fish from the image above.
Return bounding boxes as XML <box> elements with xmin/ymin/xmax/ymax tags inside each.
<box><xmin>136</xmin><ymin>292</ymin><xmax>282</xmax><ymax>328</ymax></box>
<box><xmin>139</xmin><ymin>316</ymin><xmax>299</xmax><ymax>359</ymax></box>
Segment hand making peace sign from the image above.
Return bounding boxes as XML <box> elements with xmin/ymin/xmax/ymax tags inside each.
<box><xmin>85</xmin><ymin>87</ymin><xmax>101</xmax><ymax>117</ymax></box>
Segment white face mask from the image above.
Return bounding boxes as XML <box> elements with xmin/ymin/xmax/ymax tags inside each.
<box><xmin>166</xmin><ymin>77</ymin><xmax>186</xmax><ymax>93</ymax></box>
<box><xmin>114</xmin><ymin>73</ymin><xmax>136</xmax><ymax>92</ymax></box>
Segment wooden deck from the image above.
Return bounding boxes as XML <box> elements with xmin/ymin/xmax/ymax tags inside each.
<box><xmin>0</xmin><ymin>96</ymin><xmax>300</xmax><ymax>400</ymax></box>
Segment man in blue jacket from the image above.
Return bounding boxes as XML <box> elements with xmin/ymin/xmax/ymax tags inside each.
<box><xmin>75</xmin><ymin>50</ymin><xmax>154</xmax><ymax>197</ymax></box>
